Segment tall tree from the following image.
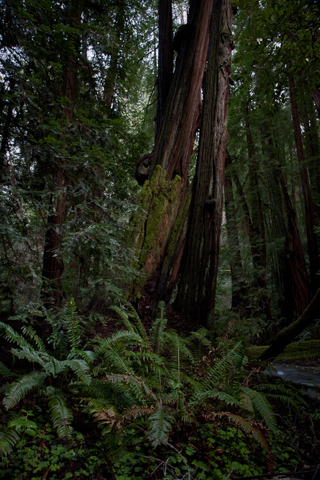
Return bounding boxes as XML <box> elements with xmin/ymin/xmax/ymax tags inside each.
<box><xmin>174</xmin><ymin>0</ymin><xmax>233</xmax><ymax>325</ymax></box>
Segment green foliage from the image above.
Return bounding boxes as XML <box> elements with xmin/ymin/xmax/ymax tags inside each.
<box><xmin>0</xmin><ymin>300</ymin><xmax>94</xmax><ymax>453</ymax></box>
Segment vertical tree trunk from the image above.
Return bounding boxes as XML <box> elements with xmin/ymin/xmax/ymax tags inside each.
<box><xmin>244</xmin><ymin>106</ymin><xmax>272</xmax><ymax>320</ymax></box>
<box><xmin>224</xmin><ymin>151</ymin><xmax>246</xmax><ymax>310</ymax></box>
<box><xmin>278</xmin><ymin>168</ymin><xmax>310</xmax><ymax>318</ymax></box>
<box><xmin>289</xmin><ymin>75</ymin><xmax>320</xmax><ymax>294</ymax></box>
<box><xmin>131</xmin><ymin>0</ymin><xmax>214</xmax><ymax>307</ymax></box>
<box><xmin>174</xmin><ymin>0</ymin><xmax>233</xmax><ymax>326</ymax></box>
<box><xmin>156</xmin><ymin>0</ymin><xmax>173</xmax><ymax>137</ymax></box>
<box><xmin>312</xmin><ymin>86</ymin><xmax>320</xmax><ymax>118</ymax></box>
<box><xmin>41</xmin><ymin>2</ymin><xmax>81</xmax><ymax>306</ymax></box>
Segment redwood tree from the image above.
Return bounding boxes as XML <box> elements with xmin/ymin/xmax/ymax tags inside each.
<box><xmin>173</xmin><ymin>0</ymin><xmax>234</xmax><ymax>325</ymax></box>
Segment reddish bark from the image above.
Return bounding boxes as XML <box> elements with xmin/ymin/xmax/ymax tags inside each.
<box><xmin>156</xmin><ymin>0</ymin><xmax>173</xmax><ymax>137</ymax></box>
<box><xmin>174</xmin><ymin>0</ymin><xmax>233</xmax><ymax>325</ymax></box>
<box><xmin>131</xmin><ymin>0</ymin><xmax>215</xmax><ymax>307</ymax></box>
<box><xmin>148</xmin><ymin>0</ymin><xmax>214</xmax><ymax>190</ymax></box>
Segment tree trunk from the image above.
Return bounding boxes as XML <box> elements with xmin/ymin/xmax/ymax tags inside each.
<box><xmin>41</xmin><ymin>2</ymin><xmax>80</xmax><ymax>306</ymax></box>
<box><xmin>174</xmin><ymin>0</ymin><xmax>233</xmax><ymax>326</ymax></box>
<box><xmin>224</xmin><ymin>151</ymin><xmax>246</xmax><ymax>310</ymax></box>
<box><xmin>131</xmin><ymin>0</ymin><xmax>214</xmax><ymax>306</ymax></box>
<box><xmin>278</xmin><ymin>168</ymin><xmax>310</xmax><ymax>319</ymax></box>
<box><xmin>312</xmin><ymin>86</ymin><xmax>320</xmax><ymax>118</ymax></box>
<box><xmin>259</xmin><ymin>288</ymin><xmax>320</xmax><ymax>362</ymax></box>
<box><xmin>156</xmin><ymin>0</ymin><xmax>173</xmax><ymax>138</ymax></box>
<box><xmin>244</xmin><ymin>105</ymin><xmax>271</xmax><ymax>320</ymax></box>
<box><xmin>289</xmin><ymin>75</ymin><xmax>320</xmax><ymax>294</ymax></box>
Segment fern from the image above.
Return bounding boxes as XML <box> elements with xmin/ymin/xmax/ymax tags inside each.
<box><xmin>3</xmin><ymin>371</ymin><xmax>47</xmax><ymax>410</ymax></box>
<box><xmin>147</xmin><ymin>401</ymin><xmax>175</xmax><ymax>447</ymax></box>
<box><xmin>150</xmin><ymin>317</ymin><xmax>168</xmax><ymax>355</ymax></box>
<box><xmin>47</xmin><ymin>389</ymin><xmax>73</xmax><ymax>438</ymax></box>
<box><xmin>192</xmin><ymin>390</ymin><xmax>240</xmax><ymax>407</ymax></box>
<box><xmin>192</xmin><ymin>341</ymin><xmax>244</xmax><ymax>400</ymax></box>
<box><xmin>81</xmin><ymin>378</ymin><xmax>137</xmax><ymax>410</ymax></box>
<box><xmin>0</xmin><ymin>426</ymin><xmax>20</xmax><ymax>456</ymax></box>
<box><xmin>126</xmin><ymin>304</ymin><xmax>149</xmax><ymax>343</ymax></box>
<box><xmin>215</xmin><ymin>412</ymin><xmax>271</xmax><ymax>453</ymax></box>
<box><xmin>185</xmin><ymin>328</ymin><xmax>212</xmax><ymax>362</ymax></box>
<box><xmin>240</xmin><ymin>387</ymin><xmax>277</xmax><ymax>432</ymax></box>
<box><xmin>0</xmin><ymin>321</ymin><xmax>32</xmax><ymax>349</ymax></box>
<box><xmin>21</xmin><ymin>326</ymin><xmax>46</xmax><ymax>352</ymax></box>
<box><xmin>110</xmin><ymin>305</ymin><xmax>137</xmax><ymax>333</ymax></box>
<box><xmin>0</xmin><ymin>361</ymin><xmax>14</xmax><ymax>378</ymax></box>
<box><xmin>65</xmin><ymin>298</ymin><xmax>81</xmax><ymax>351</ymax></box>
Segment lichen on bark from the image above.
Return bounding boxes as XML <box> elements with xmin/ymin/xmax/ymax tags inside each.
<box><xmin>129</xmin><ymin>165</ymin><xmax>184</xmax><ymax>296</ymax></box>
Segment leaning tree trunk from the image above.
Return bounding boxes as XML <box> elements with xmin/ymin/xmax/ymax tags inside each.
<box><xmin>259</xmin><ymin>288</ymin><xmax>320</xmax><ymax>362</ymax></box>
<box><xmin>130</xmin><ymin>0</ymin><xmax>214</xmax><ymax>307</ymax></box>
<box><xmin>174</xmin><ymin>0</ymin><xmax>233</xmax><ymax>326</ymax></box>
<box><xmin>289</xmin><ymin>75</ymin><xmax>320</xmax><ymax>294</ymax></box>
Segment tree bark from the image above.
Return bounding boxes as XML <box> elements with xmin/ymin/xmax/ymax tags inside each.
<box><xmin>131</xmin><ymin>0</ymin><xmax>214</xmax><ymax>305</ymax></box>
<box><xmin>41</xmin><ymin>1</ymin><xmax>81</xmax><ymax>306</ymax></box>
<box><xmin>278</xmin><ymin>168</ymin><xmax>310</xmax><ymax>319</ymax></box>
<box><xmin>259</xmin><ymin>288</ymin><xmax>320</xmax><ymax>362</ymax></box>
<box><xmin>244</xmin><ymin>105</ymin><xmax>271</xmax><ymax>320</ymax></box>
<box><xmin>312</xmin><ymin>86</ymin><xmax>320</xmax><ymax>119</ymax></box>
<box><xmin>289</xmin><ymin>75</ymin><xmax>320</xmax><ymax>294</ymax></box>
<box><xmin>174</xmin><ymin>0</ymin><xmax>233</xmax><ymax>326</ymax></box>
<box><xmin>156</xmin><ymin>0</ymin><xmax>173</xmax><ymax>138</ymax></box>
<box><xmin>224</xmin><ymin>151</ymin><xmax>246</xmax><ymax>310</ymax></box>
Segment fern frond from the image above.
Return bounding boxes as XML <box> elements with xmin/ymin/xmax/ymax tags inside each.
<box><xmin>66</xmin><ymin>357</ymin><xmax>91</xmax><ymax>385</ymax></box>
<box><xmin>81</xmin><ymin>379</ymin><xmax>136</xmax><ymax>409</ymax></box>
<box><xmin>21</xmin><ymin>326</ymin><xmax>46</xmax><ymax>352</ymax></box>
<box><xmin>147</xmin><ymin>401</ymin><xmax>175</xmax><ymax>447</ymax></box>
<box><xmin>110</xmin><ymin>306</ymin><xmax>136</xmax><ymax>334</ymax></box>
<box><xmin>65</xmin><ymin>298</ymin><xmax>81</xmax><ymax>351</ymax></box>
<box><xmin>216</xmin><ymin>412</ymin><xmax>270</xmax><ymax>452</ymax></box>
<box><xmin>165</xmin><ymin>332</ymin><xmax>196</xmax><ymax>365</ymax></box>
<box><xmin>186</xmin><ymin>328</ymin><xmax>212</xmax><ymax>362</ymax></box>
<box><xmin>265</xmin><ymin>393</ymin><xmax>302</xmax><ymax>411</ymax></box>
<box><xmin>86</xmin><ymin>398</ymin><xmax>120</xmax><ymax>431</ymax></box>
<box><xmin>0</xmin><ymin>427</ymin><xmax>20</xmax><ymax>456</ymax></box>
<box><xmin>241</xmin><ymin>387</ymin><xmax>277</xmax><ymax>432</ymax></box>
<box><xmin>105</xmin><ymin>374</ymin><xmax>157</xmax><ymax>403</ymax></box>
<box><xmin>255</xmin><ymin>383</ymin><xmax>309</xmax><ymax>407</ymax></box>
<box><xmin>200</xmin><ymin>341</ymin><xmax>244</xmax><ymax>392</ymax></box>
<box><xmin>0</xmin><ymin>362</ymin><xmax>14</xmax><ymax>378</ymax></box>
<box><xmin>126</xmin><ymin>305</ymin><xmax>149</xmax><ymax>343</ymax></box>
<box><xmin>0</xmin><ymin>322</ymin><xmax>32</xmax><ymax>349</ymax></box>
<box><xmin>150</xmin><ymin>317</ymin><xmax>168</xmax><ymax>355</ymax></box>
<box><xmin>10</xmin><ymin>346</ymin><xmax>49</xmax><ymax>369</ymax></box>
<box><xmin>48</xmin><ymin>391</ymin><xmax>73</xmax><ymax>438</ymax></box>
<box><xmin>3</xmin><ymin>371</ymin><xmax>47</xmax><ymax>410</ymax></box>
<box><xmin>192</xmin><ymin>390</ymin><xmax>240</xmax><ymax>407</ymax></box>
<box><xmin>96</xmin><ymin>330</ymin><xmax>146</xmax><ymax>352</ymax></box>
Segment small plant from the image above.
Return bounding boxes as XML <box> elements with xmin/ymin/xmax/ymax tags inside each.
<box><xmin>0</xmin><ymin>299</ymin><xmax>95</xmax><ymax>455</ymax></box>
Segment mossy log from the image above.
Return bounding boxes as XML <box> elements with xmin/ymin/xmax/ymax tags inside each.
<box><xmin>259</xmin><ymin>288</ymin><xmax>320</xmax><ymax>362</ymax></box>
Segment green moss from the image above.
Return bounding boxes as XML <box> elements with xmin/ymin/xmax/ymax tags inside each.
<box><xmin>247</xmin><ymin>339</ymin><xmax>320</xmax><ymax>362</ymax></box>
<box><xmin>129</xmin><ymin>166</ymin><xmax>184</xmax><ymax>294</ymax></box>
